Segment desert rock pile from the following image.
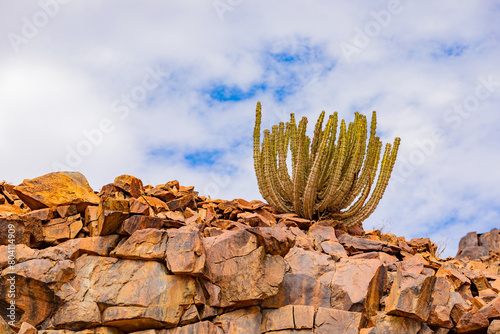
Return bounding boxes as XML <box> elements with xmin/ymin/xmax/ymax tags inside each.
<box><xmin>1</xmin><ymin>172</ymin><xmax>500</xmax><ymax>334</ymax></box>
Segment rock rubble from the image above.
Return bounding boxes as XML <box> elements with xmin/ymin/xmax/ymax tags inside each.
<box><xmin>1</xmin><ymin>172</ymin><xmax>500</xmax><ymax>333</ymax></box>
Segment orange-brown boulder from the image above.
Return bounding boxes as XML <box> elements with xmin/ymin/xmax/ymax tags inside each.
<box><xmin>14</xmin><ymin>172</ymin><xmax>99</xmax><ymax>212</ymax></box>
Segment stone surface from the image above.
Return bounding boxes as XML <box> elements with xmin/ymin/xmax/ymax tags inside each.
<box><xmin>366</xmin><ymin>313</ymin><xmax>422</xmax><ymax>334</ymax></box>
<box><xmin>165</xmin><ymin>226</ymin><xmax>205</xmax><ymax>275</ymax></box>
<box><xmin>97</xmin><ymin>198</ymin><xmax>130</xmax><ymax>236</ymax></box>
<box><xmin>489</xmin><ymin>319</ymin><xmax>500</xmax><ymax>334</ymax></box>
<box><xmin>385</xmin><ymin>269</ymin><xmax>436</xmax><ymax>321</ymax></box>
<box><xmin>214</xmin><ymin>306</ymin><xmax>262</xmax><ymax>334</ymax></box>
<box><xmin>314</xmin><ymin>307</ymin><xmax>362</xmax><ymax>334</ymax></box>
<box><xmin>0</xmin><ymin>215</ymin><xmax>43</xmax><ymax>247</ymax></box>
<box><xmin>14</xmin><ymin>172</ymin><xmax>99</xmax><ymax>212</ymax></box>
<box><xmin>43</xmin><ymin>215</ymin><xmax>83</xmax><ymax>244</ymax></box>
<box><xmin>202</xmin><ymin>229</ymin><xmax>286</xmax><ymax>307</ymax></box>
<box><xmin>455</xmin><ymin>308</ymin><xmax>490</xmax><ymax>333</ymax></box>
<box><xmin>114</xmin><ymin>175</ymin><xmax>143</xmax><ymax>198</ymax></box>
<box><xmin>111</xmin><ymin>228</ymin><xmax>168</xmax><ymax>260</ymax></box>
<box><xmin>338</xmin><ymin>234</ymin><xmax>400</xmax><ymax>255</ymax></box>
<box><xmin>330</xmin><ymin>258</ymin><xmax>383</xmax><ymax>311</ymax></box>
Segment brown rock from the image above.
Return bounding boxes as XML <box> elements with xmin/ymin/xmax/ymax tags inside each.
<box><xmin>138</xmin><ymin>196</ymin><xmax>169</xmax><ymax>213</ymax></box>
<box><xmin>49</xmin><ymin>300</ymin><xmax>101</xmax><ymax>330</ymax></box>
<box><xmin>385</xmin><ymin>269</ymin><xmax>436</xmax><ymax>321</ymax></box>
<box><xmin>18</xmin><ymin>322</ymin><xmax>37</xmax><ymax>334</ymax></box>
<box><xmin>22</xmin><ymin>207</ymin><xmax>57</xmax><ymax>221</ymax></box>
<box><xmin>203</xmin><ymin>229</ymin><xmax>286</xmax><ymax>307</ymax></box>
<box><xmin>129</xmin><ymin>198</ymin><xmax>150</xmax><ymax>215</ymax></box>
<box><xmin>215</xmin><ymin>306</ymin><xmax>262</xmax><ymax>334</ymax></box>
<box><xmin>0</xmin><ymin>204</ymin><xmax>25</xmax><ymax>217</ymax></box>
<box><xmin>314</xmin><ymin>307</ymin><xmax>362</xmax><ymax>334</ymax></box>
<box><xmin>489</xmin><ymin>319</ymin><xmax>500</xmax><ymax>334</ymax></box>
<box><xmin>309</xmin><ymin>224</ymin><xmax>337</xmax><ymax>248</ymax></box>
<box><xmin>165</xmin><ymin>226</ymin><xmax>205</xmax><ymax>275</ymax></box>
<box><xmin>111</xmin><ymin>228</ymin><xmax>168</xmax><ymax>260</ymax></box>
<box><xmin>162</xmin><ymin>321</ymin><xmax>224</xmax><ymax>334</ymax></box>
<box><xmin>481</xmin><ymin>296</ymin><xmax>500</xmax><ymax>319</ymax></box>
<box><xmin>408</xmin><ymin>238</ymin><xmax>437</xmax><ymax>255</ymax></box>
<box><xmin>285</xmin><ymin>247</ymin><xmax>336</xmax><ymax>279</ymax></box>
<box><xmin>367</xmin><ymin>312</ymin><xmax>422</xmax><ymax>334</ymax></box>
<box><xmin>455</xmin><ymin>308</ymin><xmax>490</xmax><ymax>333</ymax></box>
<box><xmin>166</xmin><ymin>193</ymin><xmax>196</xmax><ymax>211</ymax></box>
<box><xmin>150</xmin><ymin>188</ymin><xmax>176</xmax><ymax>203</ymax></box>
<box><xmin>14</xmin><ymin>172</ymin><xmax>99</xmax><ymax>212</ymax></box>
<box><xmin>320</xmin><ymin>240</ymin><xmax>348</xmax><ymax>260</ymax></box>
<box><xmin>330</xmin><ymin>258</ymin><xmax>383</xmax><ymax>311</ymax></box>
<box><xmin>427</xmin><ymin>276</ymin><xmax>454</xmax><ymax>328</ymax></box>
<box><xmin>247</xmin><ymin>224</ymin><xmax>295</xmax><ymax>257</ymax></box>
<box><xmin>0</xmin><ymin>215</ymin><xmax>43</xmax><ymax>247</ymax></box>
<box><xmin>0</xmin><ymin>273</ymin><xmax>61</xmax><ymax>327</ymax></box>
<box><xmin>56</xmin><ymin>205</ymin><xmax>78</xmax><ymax>218</ymax></box>
<box><xmin>114</xmin><ymin>175</ymin><xmax>143</xmax><ymax>198</ymax></box>
<box><xmin>262</xmin><ymin>272</ymin><xmax>332</xmax><ymax>309</ymax></box>
<box><xmin>43</xmin><ymin>215</ymin><xmax>83</xmax><ymax>244</ymax></box>
<box><xmin>0</xmin><ymin>315</ymin><xmax>16</xmax><ymax>334</ymax></box>
<box><xmin>261</xmin><ymin>305</ymin><xmax>294</xmax><ymax>332</ymax></box>
<box><xmin>361</xmin><ymin>265</ymin><xmax>387</xmax><ymax>328</ymax></box>
<box><xmin>280</xmin><ymin>216</ymin><xmax>313</xmax><ymax>230</ymax></box>
<box><xmin>338</xmin><ymin>234</ymin><xmax>400</xmax><ymax>255</ymax></box>
<box><xmin>97</xmin><ymin>198</ymin><xmax>130</xmax><ymax>235</ymax></box>
<box><xmin>118</xmin><ymin>215</ymin><xmax>175</xmax><ymax>235</ymax></box>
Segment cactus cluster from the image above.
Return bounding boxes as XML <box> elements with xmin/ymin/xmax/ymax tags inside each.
<box><xmin>253</xmin><ymin>102</ymin><xmax>400</xmax><ymax>227</ymax></box>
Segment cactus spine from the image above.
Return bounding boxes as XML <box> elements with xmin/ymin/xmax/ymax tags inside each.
<box><xmin>253</xmin><ymin>102</ymin><xmax>401</xmax><ymax>227</ymax></box>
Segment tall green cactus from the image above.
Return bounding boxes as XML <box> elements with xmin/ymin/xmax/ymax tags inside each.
<box><xmin>253</xmin><ymin>102</ymin><xmax>401</xmax><ymax>227</ymax></box>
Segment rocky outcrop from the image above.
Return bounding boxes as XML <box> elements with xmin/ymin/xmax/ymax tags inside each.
<box><xmin>1</xmin><ymin>172</ymin><xmax>500</xmax><ymax>333</ymax></box>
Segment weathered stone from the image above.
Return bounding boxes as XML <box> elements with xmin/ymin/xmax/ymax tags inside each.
<box><xmin>489</xmin><ymin>319</ymin><xmax>500</xmax><ymax>334</ymax></box>
<box><xmin>309</xmin><ymin>224</ymin><xmax>337</xmax><ymax>247</ymax></box>
<box><xmin>203</xmin><ymin>229</ymin><xmax>286</xmax><ymax>307</ymax></box>
<box><xmin>49</xmin><ymin>300</ymin><xmax>101</xmax><ymax>330</ymax></box>
<box><xmin>97</xmin><ymin>198</ymin><xmax>130</xmax><ymax>235</ymax></box>
<box><xmin>284</xmin><ymin>247</ymin><xmax>336</xmax><ymax>279</ymax></box>
<box><xmin>366</xmin><ymin>313</ymin><xmax>422</xmax><ymax>334</ymax></box>
<box><xmin>0</xmin><ymin>273</ymin><xmax>61</xmax><ymax>327</ymax></box>
<box><xmin>166</xmin><ymin>194</ymin><xmax>196</xmax><ymax>211</ymax></box>
<box><xmin>350</xmin><ymin>251</ymin><xmax>398</xmax><ymax>265</ymax></box>
<box><xmin>215</xmin><ymin>306</ymin><xmax>262</xmax><ymax>334</ymax></box>
<box><xmin>138</xmin><ymin>196</ymin><xmax>169</xmax><ymax>214</ymax></box>
<box><xmin>150</xmin><ymin>188</ymin><xmax>176</xmax><ymax>203</ymax></box>
<box><xmin>427</xmin><ymin>276</ymin><xmax>454</xmax><ymax>328</ymax></box>
<box><xmin>118</xmin><ymin>215</ymin><xmax>175</xmax><ymax>235</ymax></box>
<box><xmin>237</xmin><ymin>212</ymin><xmax>271</xmax><ymax>227</ymax></box>
<box><xmin>262</xmin><ymin>272</ymin><xmax>332</xmax><ymax>308</ymax></box>
<box><xmin>481</xmin><ymin>296</ymin><xmax>500</xmax><ymax>319</ymax></box>
<box><xmin>43</xmin><ymin>215</ymin><xmax>83</xmax><ymax>244</ymax></box>
<box><xmin>111</xmin><ymin>228</ymin><xmax>168</xmax><ymax>260</ymax></box>
<box><xmin>0</xmin><ymin>215</ymin><xmax>43</xmax><ymax>247</ymax></box>
<box><xmin>280</xmin><ymin>216</ymin><xmax>313</xmax><ymax>230</ymax></box>
<box><xmin>0</xmin><ymin>204</ymin><xmax>25</xmax><ymax>217</ymax></box>
<box><xmin>161</xmin><ymin>321</ymin><xmax>224</xmax><ymax>334</ymax></box>
<box><xmin>294</xmin><ymin>305</ymin><xmax>315</xmax><ymax>329</ymax></box>
<box><xmin>0</xmin><ymin>314</ymin><xmax>16</xmax><ymax>334</ymax></box>
<box><xmin>14</xmin><ymin>172</ymin><xmax>99</xmax><ymax>212</ymax></box>
<box><xmin>56</xmin><ymin>205</ymin><xmax>78</xmax><ymax>218</ymax></box>
<box><xmin>23</xmin><ymin>207</ymin><xmax>57</xmax><ymax>220</ymax></box>
<box><xmin>247</xmin><ymin>224</ymin><xmax>295</xmax><ymax>257</ymax></box>
<box><xmin>261</xmin><ymin>305</ymin><xmax>295</xmax><ymax>332</ymax></box>
<box><xmin>455</xmin><ymin>308</ymin><xmax>490</xmax><ymax>333</ymax></box>
<box><xmin>314</xmin><ymin>307</ymin><xmax>361</xmax><ymax>334</ymax></box>
<box><xmin>361</xmin><ymin>265</ymin><xmax>387</xmax><ymax>328</ymax></box>
<box><xmin>450</xmin><ymin>291</ymin><xmax>471</xmax><ymax>325</ymax></box>
<box><xmin>114</xmin><ymin>175</ymin><xmax>143</xmax><ymax>198</ymax></box>
<box><xmin>18</xmin><ymin>322</ymin><xmax>37</xmax><ymax>334</ymax></box>
<box><xmin>330</xmin><ymin>258</ymin><xmax>383</xmax><ymax>311</ymax></box>
<box><xmin>338</xmin><ymin>234</ymin><xmax>400</xmax><ymax>255</ymax></box>
<box><xmin>129</xmin><ymin>198</ymin><xmax>150</xmax><ymax>215</ymax></box>
<box><xmin>385</xmin><ymin>269</ymin><xmax>436</xmax><ymax>321</ymax></box>
<box><xmin>407</xmin><ymin>238</ymin><xmax>437</xmax><ymax>255</ymax></box>
<box><xmin>320</xmin><ymin>240</ymin><xmax>348</xmax><ymax>260</ymax></box>
<box><xmin>165</xmin><ymin>226</ymin><xmax>205</xmax><ymax>276</ymax></box>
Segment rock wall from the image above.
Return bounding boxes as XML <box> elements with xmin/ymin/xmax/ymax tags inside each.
<box><xmin>1</xmin><ymin>172</ymin><xmax>500</xmax><ymax>334</ymax></box>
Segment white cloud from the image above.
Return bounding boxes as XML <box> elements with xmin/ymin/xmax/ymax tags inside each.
<box><xmin>1</xmin><ymin>0</ymin><xmax>499</xmax><ymax>258</ymax></box>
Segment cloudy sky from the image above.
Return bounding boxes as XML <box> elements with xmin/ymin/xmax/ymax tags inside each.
<box><xmin>1</xmin><ymin>1</ymin><xmax>499</xmax><ymax>257</ymax></box>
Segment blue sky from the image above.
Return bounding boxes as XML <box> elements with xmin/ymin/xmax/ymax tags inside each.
<box><xmin>1</xmin><ymin>1</ymin><xmax>499</xmax><ymax>257</ymax></box>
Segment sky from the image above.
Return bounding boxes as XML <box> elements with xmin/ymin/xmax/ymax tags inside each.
<box><xmin>1</xmin><ymin>1</ymin><xmax>499</xmax><ymax>257</ymax></box>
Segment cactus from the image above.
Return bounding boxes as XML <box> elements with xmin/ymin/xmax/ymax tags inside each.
<box><xmin>253</xmin><ymin>102</ymin><xmax>401</xmax><ymax>227</ymax></box>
